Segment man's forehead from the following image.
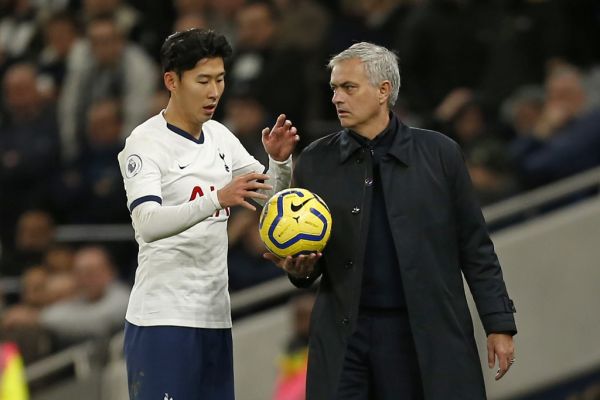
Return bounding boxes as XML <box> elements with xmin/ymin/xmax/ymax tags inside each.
<box><xmin>330</xmin><ymin>60</ymin><xmax>366</xmax><ymax>84</ymax></box>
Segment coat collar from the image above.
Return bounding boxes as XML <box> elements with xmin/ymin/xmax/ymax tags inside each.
<box><xmin>338</xmin><ymin>113</ymin><xmax>411</xmax><ymax>166</ymax></box>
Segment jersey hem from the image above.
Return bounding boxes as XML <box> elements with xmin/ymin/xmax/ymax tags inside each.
<box><xmin>125</xmin><ymin>316</ymin><xmax>232</xmax><ymax>329</ymax></box>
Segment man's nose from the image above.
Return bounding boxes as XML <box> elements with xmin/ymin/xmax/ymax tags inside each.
<box><xmin>332</xmin><ymin>90</ymin><xmax>343</xmax><ymax>104</ymax></box>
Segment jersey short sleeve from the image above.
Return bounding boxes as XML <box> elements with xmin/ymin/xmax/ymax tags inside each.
<box><xmin>118</xmin><ymin>136</ymin><xmax>164</xmax><ymax>212</ymax></box>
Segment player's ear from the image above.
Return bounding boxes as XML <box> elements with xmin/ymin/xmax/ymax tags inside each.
<box><xmin>379</xmin><ymin>81</ymin><xmax>391</xmax><ymax>105</ymax></box>
<box><xmin>164</xmin><ymin>71</ymin><xmax>178</xmax><ymax>92</ymax></box>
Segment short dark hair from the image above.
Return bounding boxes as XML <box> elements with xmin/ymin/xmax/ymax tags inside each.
<box><xmin>160</xmin><ymin>29</ymin><xmax>233</xmax><ymax>77</ymax></box>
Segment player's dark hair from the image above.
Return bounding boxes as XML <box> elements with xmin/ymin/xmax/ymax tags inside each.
<box><xmin>160</xmin><ymin>29</ymin><xmax>233</xmax><ymax>77</ymax></box>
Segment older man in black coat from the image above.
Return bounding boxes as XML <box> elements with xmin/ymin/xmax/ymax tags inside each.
<box><xmin>266</xmin><ymin>42</ymin><xmax>517</xmax><ymax>399</ymax></box>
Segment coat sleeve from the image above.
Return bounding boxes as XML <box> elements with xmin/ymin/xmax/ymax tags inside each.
<box><xmin>449</xmin><ymin>142</ymin><xmax>517</xmax><ymax>336</ymax></box>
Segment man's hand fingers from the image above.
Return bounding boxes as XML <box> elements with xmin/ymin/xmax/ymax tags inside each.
<box><xmin>495</xmin><ymin>365</ymin><xmax>509</xmax><ymax>380</ymax></box>
<box><xmin>495</xmin><ymin>354</ymin><xmax>511</xmax><ymax>380</ymax></box>
<box><xmin>273</xmin><ymin>114</ymin><xmax>286</xmax><ymax>129</ymax></box>
<box><xmin>246</xmin><ymin>181</ymin><xmax>273</xmax><ymax>191</ymax></box>
<box><xmin>293</xmin><ymin>254</ymin><xmax>307</xmax><ymax>271</ymax></box>
<box><xmin>263</xmin><ymin>252</ymin><xmax>284</xmax><ymax>267</ymax></box>
<box><xmin>239</xmin><ymin>200</ymin><xmax>256</xmax><ymax>211</ymax></box>
<box><xmin>487</xmin><ymin>342</ymin><xmax>495</xmax><ymax>368</ymax></box>
<box><xmin>244</xmin><ymin>191</ymin><xmax>268</xmax><ymax>201</ymax></box>
<box><xmin>242</xmin><ymin>173</ymin><xmax>270</xmax><ymax>182</ymax></box>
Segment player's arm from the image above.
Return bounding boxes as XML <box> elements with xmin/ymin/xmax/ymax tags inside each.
<box><xmin>132</xmin><ymin>197</ymin><xmax>219</xmax><ymax>243</ymax></box>
<box><xmin>132</xmin><ymin>172</ymin><xmax>272</xmax><ymax>242</ymax></box>
<box><xmin>119</xmin><ymin>140</ymin><xmax>213</xmax><ymax>243</ymax></box>
<box><xmin>119</xmin><ymin>139</ymin><xmax>268</xmax><ymax>242</ymax></box>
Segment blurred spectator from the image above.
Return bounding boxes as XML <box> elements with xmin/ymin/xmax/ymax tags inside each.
<box><xmin>53</xmin><ymin>98</ymin><xmax>129</xmax><ymax>223</ymax></box>
<box><xmin>227</xmin><ymin>209</ymin><xmax>284</xmax><ymax>291</ymax></box>
<box><xmin>0</xmin><ymin>265</ymin><xmax>69</xmax><ymax>362</ymax></box>
<box><xmin>584</xmin><ymin>67</ymin><xmax>600</xmax><ymax>112</ymax></box>
<box><xmin>501</xmin><ymin>85</ymin><xmax>545</xmax><ymax>137</ymax></box>
<box><xmin>0</xmin><ymin>342</ymin><xmax>29</xmax><ymax>400</ymax></box>
<box><xmin>174</xmin><ymin>0</ymin><xmax>208</xmax><ymax>16</ymax></box>
<box><xmin>510</xmin><ymin>65</ymin><xmax>600</xmax><ymax>187</ymax></box>
<box><xmin>2</xmin><ymin>246</ymin><xmax>129</xmax><ymax>350</ymax></box>
<box><xmin>273</xmin><ymin>0</ymin><xmax>330</xmax><ymax>52</ymax></box>
<box><xmin>0</xmin><ymin>210</ymin><xmax>55</xmax><ymax>277</ymax></box>
<box><xmin>43</xmin><ymin>244</ymin><xmax>74</xmax><ymax>274</ymax></box>
<box><xmin>479</xmin><ymin>0</ymin><xmax>568</xmax><ymax>109</ymax></box>
<box><xmin>361</xmin><ymin>0</ymin><xmax>415</xmax><ymax>50</ymax></box>
<box><xmin>567</xmin><ymin>382</ymin><xmax>600</xmax><ymax>400</ymax></box>
<box><xmin>205</xmin><ymin>0</ymin><xmax>245</xmax><ymax>46</ymax></box>
<box><xmin>39</xmin><ymin>246</ymin><xmax>129</xmax><ymax>345</ymax></box>
<box><xmin>81</xmin><ymin>0</ymin><xmax>143</xmax><ymax>42</ymax></box>
<box><xmin>2</xmin><ymin>267</ymin><xmax>75</xmax><ymax>323</ymax></box>
<box><xmin>58</xmin><ymin>14</ymin><xmax>157</xmax><ymax>161</ymax></box>
<box><xmin>431</xmin><ymin>88</ymin><xmax>509</xmax><ymax>147</ymax></box>
<box><xmin>223</xmin><ymin>88</ymin><xmax>270</xmax><ymax>166</ymax></box>
<box><xmin>466</xmin><ymin>140</ymin><xmax>519</xmax><ymax>205</ymax></box>
<box><xmin>20</xmin><ymin>266</ymin><xmax>49</xmax><ymax>309</ymax></box>
<box><xmin>0</xmin><ymin>0</ymin><xmax>41</xmax><ymax>73</ymax></box>
<box><xmin>37</xmin><ymin>11</ymin><xmax>81</xmax><ymax>100</ymax></box>
<box><xmin>273</xmin><ymin>0</ymin><xmax>330</xmax><ymax>123</ymax></box>
<box><xmin>43</xmin><ymin>272</ymin><xmax>77</xmax><ymax>304</ymax></box>
<box><xmin>431</xmin><ymin>88</ymin><xmax>517</xmax><ymax>204</ymax></box>
<box><xmin>222</xmin><ymin>0</ymin><xmax>307</xmax><ymax>129</ymax></box>
<box><xmin>173</xmin><ymin>12</ymin><xmax>207</xmax><ymax>32</ymax></box>
<box><xmin>272</xmin><ymin>292</ymin><xmax>315</xmax><ymax>400</ymax></box>
<box><xmin>399</xmin><ymin>0</ymin><xmax>499</xmax><ymax>115</ymax></box>
<box><xmin>147</xmin><ymin>88</ymin><xmax>170</xmax><ymax>118</ymax></box>
<box><xmin>124</xmin><ymin>0</ymin><xmax>175</xmax><ymax>59</ymax></box>
<box><xmin>0</xmin><ymin>63</ymin><xmax>60</xmax><ymax>249</ymax></box>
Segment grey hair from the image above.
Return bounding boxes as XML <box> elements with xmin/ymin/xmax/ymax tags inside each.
<box><xmin>328</xmin><ymin>42</ymin><xmax>401</xmax><ymax>108</ymax></box>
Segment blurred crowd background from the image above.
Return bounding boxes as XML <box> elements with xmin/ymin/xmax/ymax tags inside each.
<box><xmin>1</xmin><ymin>0</ymin><xmax>600</xmax><ymax>393</ymax></box>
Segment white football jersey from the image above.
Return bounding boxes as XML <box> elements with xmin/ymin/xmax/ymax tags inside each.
<box><xmin>118</xmin><ymin>112</ymin><xmax>291</xmax><ymax>328</ymax></box>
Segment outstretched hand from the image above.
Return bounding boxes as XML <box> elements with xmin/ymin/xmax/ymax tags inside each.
<box><xmin>262</xmin><ymin>114</ymin><xmax>300</xmax><ymax>162</ymax></box>
<box><xmin>263</xmin><ymin>252</ymin><xmax>321</xmax><ymax>278</ymax></box>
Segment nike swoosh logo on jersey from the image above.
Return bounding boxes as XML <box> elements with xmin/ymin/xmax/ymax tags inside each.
<box><xmin>290</xmin><ymin>197</ymin><xmax>313</xmax><ymax>212</ymax></box>
<box><xmin>178</xmin><ymin>163</ymin><xmax>191</xmax><ymax>169</ymax></box>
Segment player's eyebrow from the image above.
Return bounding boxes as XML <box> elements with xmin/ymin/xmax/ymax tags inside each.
<box><xmin>196</xmin><ymin>72</ymin><xmax>225</xmax><ymax>79</ymax></box>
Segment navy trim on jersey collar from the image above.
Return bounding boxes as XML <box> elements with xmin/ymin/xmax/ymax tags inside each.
<box><xmin>130</xmin><ymin>195</ymin><xmax>162</xmax><ymax>212</ymax></box>
<box><xmin>166</xmin><ymin>122</ymin><xmax>205</xmax><ymax>144</ymax></box>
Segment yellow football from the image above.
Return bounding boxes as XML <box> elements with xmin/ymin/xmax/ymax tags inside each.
<box><xmin>259</xmin><ymin>188</ymin><xmax>332</xmax><ymax>258</ymax></box>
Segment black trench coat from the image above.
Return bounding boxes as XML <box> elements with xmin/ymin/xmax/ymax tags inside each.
<box><xmin>290</xmin><ymin>115</ymin><xmax>517</xmax><ymax>400</ymax></box>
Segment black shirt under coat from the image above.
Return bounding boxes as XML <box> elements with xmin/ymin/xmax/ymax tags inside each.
<box><xmin>348</xmin><ymin>116</ymin><xmax>406</xmax><ymax>309</ymax></box>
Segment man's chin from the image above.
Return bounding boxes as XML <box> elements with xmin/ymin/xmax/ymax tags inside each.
<box><xmin>338</xmin><ymin>117</ymin><xmax>351</xmax><ymax>127</ymax></box>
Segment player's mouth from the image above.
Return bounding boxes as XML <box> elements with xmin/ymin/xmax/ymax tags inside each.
<box><xmin>203</xmin><ymin>104</ymin><xmax>217</xmax><ymax>114</ymax></box>
<box><xmin>337</xmin><ymin>109</ymin><xmax>350</xmax><ymax>117</ymax></box>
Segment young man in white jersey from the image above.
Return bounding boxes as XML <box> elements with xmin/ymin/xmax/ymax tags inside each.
<box><xmin>118</xmin><ymin>29</ymin><xmax>299</xmax><ymax>400</ymax></box>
